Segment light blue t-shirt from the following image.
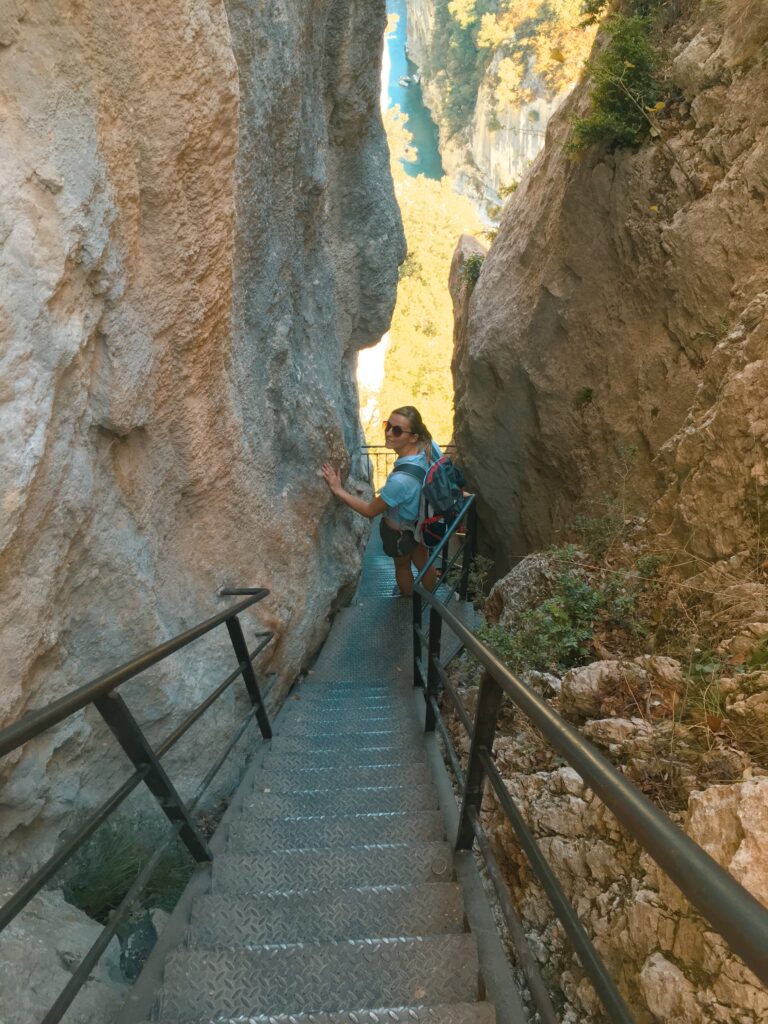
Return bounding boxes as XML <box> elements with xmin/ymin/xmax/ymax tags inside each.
<box><xmin>380</xmin><ymin>443</ymin><xmax>442</xmax><ymax>528</ymax></box>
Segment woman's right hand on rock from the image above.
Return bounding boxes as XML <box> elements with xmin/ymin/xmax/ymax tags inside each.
<box><xmin>321</xmin><ymin>463</ymin><xmax>342</xmax><ymax>495</ymax></box>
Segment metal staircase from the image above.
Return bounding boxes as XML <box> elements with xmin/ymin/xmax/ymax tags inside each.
<box><xmin>5</xmin><ymin>500</ymin><xmax>765</xmax><ymax>1024</ymax></box>
<box><xmin>130</xmin><ymin>533</ymin><xmax>507</xmax><ymax>1024</ymax></box>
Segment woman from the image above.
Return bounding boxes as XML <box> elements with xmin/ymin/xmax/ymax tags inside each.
<box><xmin>322</xmin><ymin>406</ymin><xmax>438</xmax><ymax>597</ymax></box>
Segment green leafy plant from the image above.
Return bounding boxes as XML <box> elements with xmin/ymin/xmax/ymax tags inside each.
<box><xmin>636</xmin><ymin>553</ymin><xmax>664</xmax><ymax>578</ymax></box>
<box><xmin>747</xmin><ymin>639</ymin><xmax>768</xmax><ymax>670</ymax></box>
<box><xmin>571</xmin><ymin>14</ymin><xmax>661</xmax><ymax>150</ymax></box>
<box><xmin>460</xmin><ymin>252</ymin><xmax>486</xmax><ymax>287</ymax></box>
<box><xmin>476</xmin><ymin>568</ymin><xmax>640</xmax><ymax>673</ymax></box>
<box><xmin>467</xmin><ymin>554</ymin><xmax>494</xmax><ymax>607</ymax></box>
<box><xmin>572</xmin><ymin>509</ymin><xmax>626</xmax><ymax>559</ymax></box>
<box><xmin>498</xmin><ymin>180</ymin><xmax>520</xmax><ymax>197</ymax></box>
<box><xmin>580</xmin><ymin>0</ymin><xmax>609</xmax><ymax>24</ymax></box>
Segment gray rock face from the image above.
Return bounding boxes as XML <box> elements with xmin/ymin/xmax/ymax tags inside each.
<box><xmin>0</xmin><ymin>878</ymin><xmax>126</xmax><ymax>1024</ymax></box>
<box><xmin>451</xmin><ymin>8</ymin><xmax>768</xmax><ymax>569</ymax></box>
<box><xmin>0</xmin><ymin>0</ymin><xmax>403</xmax><ymax>877</ymax></box>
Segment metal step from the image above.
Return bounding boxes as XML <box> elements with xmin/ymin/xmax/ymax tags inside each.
<box><xmin>268</xmin><ymin>730</ymin><xmax>420</xmax><ymax>754</ymax></box>
<box><xmin>297</xmin><ymin>680</ymin><xmax>399</xmax><ymax>695</ymax></box>
<box><xmin>144</xmin><ymin>1003</ymin><xmax>496</xmax><ymax>1024</ymax></box>
<box><xmin>260</xmin><ymin>746</ymin><xmax>426</xmax><ymax>769</ymax></box>
<box><xmin>243</xmin><ymin>784</ymin><xmax>438</xmax><ymax>819</ymax></box>
<box><xmin>212</xmin><ymin>843</ymin><xmax>454</xmax><ymax>894</ymax></box>
<box><xmin>250</xmin><ymin>762</ymin><xmax>432</xmax><ymax>793</ymax></box>
<box><xmin>189</xmin><ymin>882</ymin><xmax>465</xmax><ymax>946</ymax></box>
<box><xmin>281</xmin><ymin>694</ymin><xmax>405</xmax><ymax>712</ymax></box>
<box><xmin>157</xmin><ymin>935</ymin><xmax>481</xmax><ymax>1019</ymax></box>
<box><xmin>287</xmin><ymin>692</ymin><xmax>402</xmax><ymax>709</ymax></box>
<box><xmin>274</xmin><ymin>710</ymin><xmax>416</xmax><ymax>735</ymax></box>
<box><xmin>227</xmin><ymin>810</ymin><xmax>446</xmax><ymax>851</ymax></box>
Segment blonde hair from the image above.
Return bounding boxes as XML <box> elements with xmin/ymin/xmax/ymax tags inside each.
<box><xmin>390</xmin><ymin>406</ymin><xmax>434</xmax><ymax>460</ymax></box>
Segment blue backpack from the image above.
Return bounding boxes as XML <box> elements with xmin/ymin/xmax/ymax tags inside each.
<box><xmin>393</xmin><ymin>453</ymin><xmax>465</xmax><ymax>548</ymax></box>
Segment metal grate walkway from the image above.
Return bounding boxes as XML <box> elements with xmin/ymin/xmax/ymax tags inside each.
<box><xmin>132</xmin><ymin>528</ymin><xmax>514</xmax><ymax>1024</ymax></box>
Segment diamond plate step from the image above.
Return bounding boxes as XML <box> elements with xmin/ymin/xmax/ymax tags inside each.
<box><xmin>268</xmin><ymin>730</ymin><xmax>420</xmax><ymax>754</ymax></box>
<box><xmin>189</xmin><ymin>882</ymin><xmax>465</xmax><ymax>946</ymax></box>
<box><xmin>298</xmin><ymin>680</ymin><xmax>399</xmax><ymax>695</ymax></box>
<box><xmin>289</xmin><ymin>692</ymin><xmax>402</xmax><ymax>708</ymax></box>
<box><xmin>274</xmin><ymin>710</ymin><xmax>416</xmax><ymax>735</ymax></box>
<box><xmin>144</xmin><ymin>1003</ymin><xmax>496</xmax><ymax>1024</ymax></box>
<box><xmin>158</xmin><ymin>935</ymin><xmax>480</xmax><ymax>1019</ymax></box>
<box><xmin>243</xmin><ymin>785</ymin><xmax>438</xmax><ymax>819</ymax></box>
<box><xmin>260</xmin><ymin>747</ymin><xmax>426</xmax><ymax>769</ymax></box>
<box><xmin>212</xmin><ymin>843</ymin><xmax>454</xmax><ymax>893</ymax></box>
<box><xmin>227</xmin><ymin>810</ymin><xmax>446</xmax><ymax>851</ymax></box>
<box><xmin>250</xmin><ymin>762</ymin><xmax>432</xmax><ymax>793</ymax></box>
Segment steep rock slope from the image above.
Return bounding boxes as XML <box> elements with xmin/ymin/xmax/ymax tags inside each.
<box><xmin>452</xmin><ymin>4</ymin><xmax>768</xmax><ymax>568</ymax></box>
<box><xmin>0</xmin><ymin>0</ymin><xmax>403</xmax><ymax>870</ymax></box>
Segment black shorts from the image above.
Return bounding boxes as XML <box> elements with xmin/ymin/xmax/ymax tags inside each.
<box><xmin>380</xmin><ymin>518</ymin><xmax>417</xmax><ymax>558</ymax></box>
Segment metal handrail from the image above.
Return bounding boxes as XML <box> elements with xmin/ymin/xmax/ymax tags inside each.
<box><xmin>0</xmin><ymin>588</ymin><xmax>275</xmax><ymax>1024</ymax></box>
<box><xmin>0</xmin><ymin>590</ymin><xmax>268</xmax><ymax>758</ymax></box>
<box><xmin>414</xmin><ymin>533</ymin><xmax>768</xmax><ymax>1015</ymax></box>
<box><xmin>361</xmin><ymin>442</ymin><xmax>457</xmax><ymax>490</ymax></box>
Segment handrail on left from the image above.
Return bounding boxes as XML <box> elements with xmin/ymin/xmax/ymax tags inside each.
<box><xmin>0</xmin><ymin>587</ymin><xmax>274</xmax><ymax>1024</ymax></box>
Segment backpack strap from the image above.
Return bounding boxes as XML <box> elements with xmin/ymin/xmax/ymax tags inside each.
<box><xmin>391</xmin><ymin>462</ymin><xmax>426</xmax><ymax>484</ymax></box>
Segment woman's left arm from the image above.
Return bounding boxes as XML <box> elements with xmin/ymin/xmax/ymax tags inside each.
<box><xmin>322</xmin><ymin>464</ymin><xmax>387</xmax><ymax>519</ymax></box>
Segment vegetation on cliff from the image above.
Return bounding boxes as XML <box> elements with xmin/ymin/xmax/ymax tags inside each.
<box><xmin>423</xmin><ymin>0</ymin><xmax>598</xmax><ymax>134</ymax></box>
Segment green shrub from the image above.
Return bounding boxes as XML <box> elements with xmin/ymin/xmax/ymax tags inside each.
<box><xmin>748</xmin><ymin>639</ymin><xmax>768</xmax><ymax>670</ymax></box>
<box><xmin>571</xmin><ymin>15</ymin><xmax>661</xmax><ymax>150</ymax></box>
<box><xmin>476</xmin><ymin>568</ymin><xmax>640</xmax><ymax>673</ymax></box>
<box><xmin>572</xmin><ymin>509</ymin><xmax>626</xmax><ymax>559</ymax></box>
<box><xmin>498</xmin><ymin>180</ymin><xmax>519</xmax><ymax>197</ymax></box>
<box><xmin>460</xmin><ymin>252</ymin><xmax>485</xmax><ymax>287</ymax></box>
<box><xmin>580</xmin><ymin>0</ymin><xmax>666</xmax><ymax>21</ymax></box>
<box><xmin>636</xmin><ymin>553</ymin><xmax>664</xmax><ymax>578</ymax></box>
<box><xmin>580</xmin><ymin>0</ymin><xmax>610</xmax><ymax>23</ymax></box>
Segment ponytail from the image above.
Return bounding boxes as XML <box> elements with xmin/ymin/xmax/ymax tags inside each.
<box><xmin>390</xmin><ymin>405</ymin><xmax>434</xmax><ymax>461</ymax></box>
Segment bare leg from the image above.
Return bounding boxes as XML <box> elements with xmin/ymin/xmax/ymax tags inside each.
<box><xmin>412</xmin><ymin>544</ymin><xmax>437</xmax><ymax>592</ymax></box>
<box><xmin>394</xmin><ymin>553</ymin><xmax>415</xmax><ymax>596</ymax></box>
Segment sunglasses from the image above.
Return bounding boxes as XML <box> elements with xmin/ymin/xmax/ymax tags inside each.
<box><xmin>383</xmin><ymin>420</ymin><xmax>415</xmax><ymax>438</ymax></box>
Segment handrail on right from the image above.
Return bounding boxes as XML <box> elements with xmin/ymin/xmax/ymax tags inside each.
<box><xmin>413</xmin><ymin>509</ymin><xmax>768</xmax><ymax>1020</ymax></box>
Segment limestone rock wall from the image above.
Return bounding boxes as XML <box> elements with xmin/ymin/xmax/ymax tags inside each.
<box><xmin>0</xmin><ymin>0</ymin><xmax>403</xmax><ymax>872</ymax></box>
<box><xmin>452</xmin><ymin>6</ymin><xmax>768</xmax><ymax>569</ymax></box>
<box><xmin>652</xmin><ymin>293</ymin><xmax>768</xmax><ymax>563</ymax></box>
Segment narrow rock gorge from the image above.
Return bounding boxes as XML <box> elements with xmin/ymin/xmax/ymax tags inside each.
<box><xmin>0</xmin><ymin>0</ymin><xmax>403</xmax><ymax>871</ymax></box>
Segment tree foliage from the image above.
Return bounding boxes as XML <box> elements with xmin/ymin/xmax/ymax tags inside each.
<box><xmin>570</xmin><ymin>14</ymin><xmax>661</xmax><ymax>149</ymax></box>
<box><xmin>425</xmin><ymin>0</ymin><xmax>598</xmax><ymax>134</ymax></box>
<box><xmin>479</xmin><ymin>0</ymin><xmax>599</xmax><ymax>108</ymax></box>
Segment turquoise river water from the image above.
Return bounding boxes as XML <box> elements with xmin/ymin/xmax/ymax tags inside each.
<box><xmin>385</xmin><ymin>0</ymin><xmax>444</xmax><ymax>180</ymax></box>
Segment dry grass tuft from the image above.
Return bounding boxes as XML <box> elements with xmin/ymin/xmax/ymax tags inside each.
<box><xmin>723</xmin><ymin>0</ymin><xmax>768</xmax><ymax>59</ymax></box>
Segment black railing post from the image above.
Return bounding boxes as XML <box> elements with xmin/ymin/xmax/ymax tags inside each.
<box><xmin>458</xmin><ymin>501</ymin><xmax>478</xmax><ymax>602</ymax></box>
<box><xmin>425</xmin><ymin>605</ymin><xmax>443</xmax><ymax>732</ymax></box>
<box><xmin>412</xmin><ymin>590</ymin><xmax>423</xmax><ymax>688</ymax></box>
<box><xmin>456</xmin><ymin>669</ymin><xmax>503</xmax><ymax>850</ymax></box>
<box><xmin>94</xmin><ymin>692</ymin><xmax>211</xmax><ymax>862</ymax></box>
<box><xmin>226</xmin><ymin>615</ymin><xmax>272</xmax><ymax>739</ymax></box>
